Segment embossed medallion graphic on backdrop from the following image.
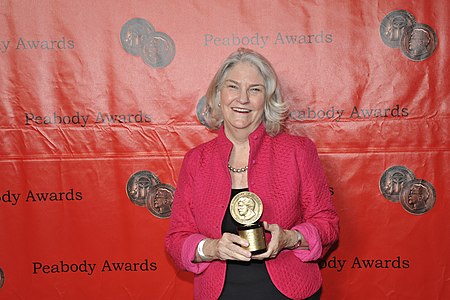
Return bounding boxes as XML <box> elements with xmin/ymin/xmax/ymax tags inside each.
<box><xmin>146</xmin><ymin>183</ymin><xmax>174</xmax><ymax>219</ymax></box>
<box><xmin>399</xmin><ymin>179</ymin><xmax>436</xmax><ymax>215</ymax></box>
<box><xmin>380</xmin><ymin>10</ymin><xmax>438</xmax><ymax>61</ymax></box>
<box><xmin>400</xmin><ymin>23</ymin><xmax>438</xmax><ymax>61</ymax></box>
<box><xmin>120</xmin><ymin>18</ymin><xmax>176</xmax><ymax>68</ymax></box>
<box><xmin>379</xmin><ymin>166</ymin><xmax>415</xmax><ymax>202</ymax></box>
<box><xmin>126</xmin><ymin>170</ymin><xmax>174</xmax><ymax>218</ymax></box>
<box><xmin>126</xmin><ymin>170</ymin><xmax>161</xmax><ymax>207</ymax></box>
<box><xmin>379</xmin><ymin>166</ymin><xmax>436</xmax><ymax>215</ymax></box>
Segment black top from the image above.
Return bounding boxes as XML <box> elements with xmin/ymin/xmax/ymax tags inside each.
<box><xmin>218</xmin><ymin>189</ymin><xmax>290</xmax><ymax>300</ymax></box>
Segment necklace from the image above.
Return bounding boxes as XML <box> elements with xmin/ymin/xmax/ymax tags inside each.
<box><xmin>228</xmin><ymin>164</ymin><xmax>248</xmax><ymax>173</ymax></box>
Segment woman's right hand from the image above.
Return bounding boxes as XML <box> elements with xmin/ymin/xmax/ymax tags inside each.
<box><xmin>202</xmin><ymin>233</ymin><xmax>252</xmax><ymax>261</ymax></box>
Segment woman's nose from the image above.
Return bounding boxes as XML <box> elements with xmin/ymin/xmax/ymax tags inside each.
<box><xmin>237</xmin><ymin>88</ymin><xmax>250</xmax><ymax>104</ymax></box>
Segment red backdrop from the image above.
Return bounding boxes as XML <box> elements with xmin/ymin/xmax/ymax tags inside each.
<box><xmin>1</xmin><ymin>1</ymin><xmax>449</xmax><ymax>299</ymax></box>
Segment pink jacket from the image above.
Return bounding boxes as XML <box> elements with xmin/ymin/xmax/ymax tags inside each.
<box><xmin>165</xmin><ymin>124</ymin><xmax>339</xmax><ymax>299</ymax></box>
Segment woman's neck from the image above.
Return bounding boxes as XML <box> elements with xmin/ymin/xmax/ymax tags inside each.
<box><xmin>223</xmin><ymin>122</ymin><xmax>260</xmax><ymax>145</ymax></box>
<box><xmin>224</xmin><ymin>128</ymin><xmax>249</xmax><ymax>145</ymax></box>
<box><xmin>224</xmin><ymin>127</ymin><xmax>254</xmax><ymax>189</ymax></box>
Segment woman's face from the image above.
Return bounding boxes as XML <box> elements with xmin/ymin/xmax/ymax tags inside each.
<box><xmin>219</xmin><ymin>62</ymin><xmax>265</xmax><ymax>134</ymax></box>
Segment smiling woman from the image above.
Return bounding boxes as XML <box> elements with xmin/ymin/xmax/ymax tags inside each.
<box><xmin>205</xmin><ymin>48</ymin><xmax>287</xmax><ymax>136</ymax></box>
<box><xmin>219</xmin><ymin>62</ymin><xmax>266</xmax><ymax>138</ymax></box>
<box><xmin>165</xmin><ymin>48</ymin><xmax>339</xmax><ymax>300</ymax></box>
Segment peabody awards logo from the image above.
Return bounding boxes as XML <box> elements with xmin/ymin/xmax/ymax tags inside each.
<box><xmin>120</xmin><ymin>18</ymin><xmax>176</xmax><ymax>68</ymax></box>
<box><xmin>380</xmin><ymin>10</ymin><xmax>438</xmax><ymax>61</ymax></box>
<box><xmin>379</xmin><ymin>166</ymin><xmax>436</xmax><ymax>215</ymax></box>
<box><xmin>126</xmin><ymin>170</ymin><xmax>175</xmax><ymax>218</ymax></box>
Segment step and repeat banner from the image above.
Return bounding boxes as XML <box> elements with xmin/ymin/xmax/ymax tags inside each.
<box><xmin>1</xmin><ymin>1</ymin><xmax>449</xmax><ymax>299</ymax></box>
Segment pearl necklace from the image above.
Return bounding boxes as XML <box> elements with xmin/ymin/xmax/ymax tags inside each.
<box><xmin>227</xmin><ymin>164</ymin><xmax>248</xmax><ymax>173</ymax></box>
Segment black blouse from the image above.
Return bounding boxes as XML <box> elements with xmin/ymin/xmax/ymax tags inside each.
<box><xmin>218</xmin><ymin>188</ymin><xmax>290</xmax><ymax>300</ymax></box>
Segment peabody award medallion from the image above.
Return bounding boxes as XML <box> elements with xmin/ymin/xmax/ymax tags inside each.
<box><xmin>146</xmin><ymin>183</ymin><xmax>175</xmax><ymax>218</ymax></box>
<box><xmin>400</xmin><ymin>179</ymin><xmax>436</xmax><ymax>215</ymax></box>
<box><xmin>379</xmin><ymin>165</ymin><xmax>415</xmax><ymax>202</ymax></box>
<box><xmin>141</xmin><ymin>31</ymin><xmax>176</xmax><ymax>68</ymax></box>
<box><xmin>380</xmin><ymin>10</ymin><xmax>416</xmax><ymax>48</ymax></box>
<box><xmin>400</xmin><ymin>23</ymin><xmax>438</xmax><ymax>61</ymax></box>
<box><xmin>126</xmin><ymin>170</ymin><xmax>161</xmax><ymax>207</ymax></box>
<box><xmin>120</xmin><ymin>18</ymin><xmax>155</xmax><ymax>56</ymax></box>
<box><xmin>230</xmin><ymin>191</ymin><xmax>266</xmax><ymax>254</ymax></box>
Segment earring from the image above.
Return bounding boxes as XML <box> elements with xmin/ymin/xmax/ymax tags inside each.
<box><xmin>218</xmin><ymin>103</ymin><xmax>221</xmax><ymax>107</ymax></box>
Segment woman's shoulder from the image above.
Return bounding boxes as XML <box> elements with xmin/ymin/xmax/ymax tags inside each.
<box><xmin>269</xmin><ymin>132</ymin><xmax>321</xmax><ymax>165</ymax></box>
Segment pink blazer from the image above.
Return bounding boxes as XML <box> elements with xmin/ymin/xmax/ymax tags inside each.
<box><xmin>166</xmin><ymin>124</ymin><xmax>339</xmax><ymax>299</ymax></box>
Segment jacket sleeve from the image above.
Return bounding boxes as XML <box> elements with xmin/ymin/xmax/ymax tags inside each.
<box><xmin>165</xmin><ymin>150</ymin><xmax>211</xmax><ymax>274</ymax></box>
<box><xmin>292</xmin><ymin>137</ymin><xmax>339</xmax><ymax>261</ymax></box>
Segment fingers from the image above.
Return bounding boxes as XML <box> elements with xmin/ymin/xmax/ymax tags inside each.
<box><xmin>216</xmin><ymin>233</ymin><xmax>251</xmax><ymax>261</ymax></box>
<box><xmin>252</xmin><ymin>251</ymin><xmax>271</xmax><ymax>260</ymax></box>
<box><xmin>214</xmin><ymin>223</ymin><xmax>289</xmax><ymax>261</ymax></box>
<box><xmin>263</xmin><ymin>221</ymin><xmax>282</xmax><ymax>235</ymax></box>
<box><xmin>227</xmin><ymin>232</ymin><xmax>249</xmax><ymax>247</ymax></box>
<box><xmin>252</xmin><ymin>222</ymin><xmax>286</xmax><ymax>260</ymax></box>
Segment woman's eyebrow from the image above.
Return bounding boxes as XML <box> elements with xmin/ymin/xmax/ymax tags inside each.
<box><xmin>224</xmin><ymin>79</ymin><xmax>265</xmax><ymax>87</ymax></box>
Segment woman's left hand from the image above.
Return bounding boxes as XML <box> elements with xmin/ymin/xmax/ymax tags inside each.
<box><xmin>252</xmin><ymin>221</ymin><xmax>292</xmax><ymax>260</ymax></box>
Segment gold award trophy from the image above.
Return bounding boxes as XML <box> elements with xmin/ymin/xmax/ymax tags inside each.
<box><xmin>230</xmin><ymin>191</ymin><xmax>267</xmax><ymax>254</ymax></box>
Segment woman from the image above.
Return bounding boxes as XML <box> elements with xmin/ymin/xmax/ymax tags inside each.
<box><xmin>165</xmin><ymin>48</ymin><xmax>339</xmax><ymax>300</ymax></box>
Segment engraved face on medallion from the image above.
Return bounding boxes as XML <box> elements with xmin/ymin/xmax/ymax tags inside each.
<box><xmin>379</xmin><ymin>166</ymin><xmax>416</xmax><ymax>202</ymax></box>
<box><xmin>146</xmin><ymin>183</ymin><xmax>175</xmax><ymax>218</ymax></box>
<box><xmin>141</xmin><ymin>32</ymin><xmax>176</xmax><ymax>68</ymax></box>
<box><xmin>380</xmin><ymin>10</ymin><xmax>416</xmax><ymax>48</ymax></box>
<box><xmin>126</xmin><ymin>170</ymin><xmax>161</xmax><ymax>206</ymax></box>
<box><xmin>230</xmin><ymin>192</ymin><xmax>263</xmax><ymax>225</ymax></box>
<box><xmin>400</xmin><ymin>23</ymin><xmax>438</xmax><ymax>61</ymax></box>
<box><xmin>400</xmin><ymin>179</ymin><xmax>436</xmax><ymax>215</ymax></box>
<box><xmin>120</xmin><ymin>18</ymin><xmax>155</xmax><ymax>56</ymax></box>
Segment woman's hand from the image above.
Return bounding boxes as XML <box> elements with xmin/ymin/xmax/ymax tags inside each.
<box><xmin>200</xmin><ymin>232</ymin><xmax>252</xmax><ymax>262</ymax></box>
<box><xmin>252</xmin><ymin>221</ymin><xmax>301</xmax><ymax>260</ymax></box>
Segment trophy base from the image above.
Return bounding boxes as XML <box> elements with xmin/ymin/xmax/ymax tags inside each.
<box><xmin>237</xmin><ymin>222</ymin><xmax>267</xmax><ymax>255</ymax></box>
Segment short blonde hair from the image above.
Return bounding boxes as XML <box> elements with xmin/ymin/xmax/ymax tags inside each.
<box><xmin>204</xmin><ymin>48</ymin><xmax>288</xmax><ymax>136</ymax></box>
